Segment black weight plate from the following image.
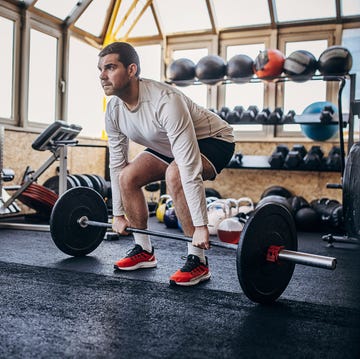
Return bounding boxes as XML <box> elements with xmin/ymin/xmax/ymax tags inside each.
<box><xmin>68</xmin><ymin>174</ymin><xmax>81</xmax><ymax>187</ymax></box>
<box><xmin>93</xmin><ymin>174</ymin><xmax>108</xmax><ymax>198</ymax></box>
<box><xmin>343</xmin><ymin>142</ymin><xmax>360</xmax><ymax>239</ymax></box>
<box><xmin>73</xmin><ymin>174</ymin><xmax>93</xmax><ymax>188</ymax></box>
<box><xmin>84</xmin><ymin>174</ymin><xmax>103</xmax><ymax>196</ymax></box>
<box><xmin>50</xmin><ymin>187</ymin><xmax>108</xmax><ymax>256</ymax></box>
<box><xmin>43</xmin><ymin>175</ymin><xmax>77</xmax><ymax>195</ymax></box>
<box><xmin>236</xmin><ymin>202</ymin><xmax>297</xmax><ymax>304</ymax></box>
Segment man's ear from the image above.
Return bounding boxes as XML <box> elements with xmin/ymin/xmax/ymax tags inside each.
<box><xmin>128</xmin><ymin>63</ymin><xmax>138</xmax><ymax>77</ymax></box>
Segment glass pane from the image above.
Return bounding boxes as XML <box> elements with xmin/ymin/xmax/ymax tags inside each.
<box><xmin>172</xmin><ymin>48</ymin><xmax>209</xmax><ymax>107</ymax></box>
<box><xmin>213</xmin><ymin>0</ymin><xmax>270</xmax><ymax>28</ymax></box>
<box><xmin>68</xmin><ymin>37</ymin><xmax>105</xmax><ymax>137</ymax></box>
<box><xmin>35</xmin><ymin>0</ymin><xmax>77</xmax><ymax>20</ymax></box>
<box><xmin>283</xmin><ymin>40</ymin><xmax>328</xmax><ymax>132</ymax></box>
<box><xmin>342</xmin><ymin>0</ymin><xmax>360</xmax><ymax>16</ymax></box>
<box><xmin>75</xmin><ymin>0</ymin><xmax>111</xmax><ymax>37</ymax></box>
<box><xmin>225</xmin><ymin>44</ymin><xmax>265</xmax><ymax>131</ymax></box>
<box><xmin>127</xmin><ymin>7</ymin><xmax>158</xmax><ymax>38</ymax></box>
<box><xmin>275</xmin><ymin>0</ymin><xmax>335</xmax><ymax>22</ymax></box>
<box><xmin>28</xmin><ymin>29</ymin><xmax>57</xmax><ymax>124</ymax></box>
<box><xmin>113</xmin><ymin>0</ymin><xmax>158</xmax><ymax>38</ymax></box>
<box><xmin>155</xmin><ymin>0</ymin><xmax>211</xmax><ymax>34</ymax></box>
<box><xmin>135</xmin><ymin>44</ymin><xmax>162</xmax><ymax>80</ymax></box>
<box><xmin>0</xmin><ymin>17</ymin><xmax>14</xmax><ymax>119</ymax></box>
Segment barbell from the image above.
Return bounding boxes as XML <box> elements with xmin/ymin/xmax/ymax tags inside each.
<box><xmin>49</xmin><ymin>186</ymin><xmax>337</xmax><ymax>304</ymax></box>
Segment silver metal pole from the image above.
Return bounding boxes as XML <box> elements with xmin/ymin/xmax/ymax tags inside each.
<box><xmin>279</xmin><ymin>249</ymin><xmax>337</xmax><ymax>270</ymax></box>
<box><xmin>78</xmin><ymin>216</ymin><xmax>237</xmax><ymax>250</ymax></box>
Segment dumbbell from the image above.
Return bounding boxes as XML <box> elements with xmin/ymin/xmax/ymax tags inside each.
<box><xmin>225</xmin><ymin>110</ymin><xmax>241</xmax><ymax>124</ymax></box>
<box><xmin>255</xmin><ymin>108</ymin><xmax>271</xmax><ymax>123</ymax></box>
<box><xmin>284</xmin><ymin>144</ymin><xmax>307</xmax><ymax>169</ymax></box>
<box><xmin>268</xmin><ymin>107</ymin><xmax>284</xmax><ymax>123</ymax></box>
<box><xmin>268</xmin><ymin>144</ymin><xmax>289</xmax><ymax>169</ymax></box>
<box><xmin>326</xmin><ymin>146</ymin><xmax>342</xmax><ymax>171</ymax></box>
<box><xmin>240</xmin><ymin>105</ymin><xmax>259</xmax><ymax>122</ymax></box>
<box><xmin>320</xmin><ymin>105</ymin><xmax>335</xmax><ymax>124</ymax></box>
<box><xmin>226</xmin><ymin>105</ymin><xmax>245</xmax><ymax>124</ymax></box>
<box><xmin>218</xmin><ymin>106</ymin><xmax>230</xmax><ymax>120</ymax></box>
<box><xmin>303</xmin><ymin>145</ymin><xmax>324</xmax><ymax>170</ymax></box>
<box><xmin>227</xmin><ymin>152</ymin><xmax>243</xmax><ymax>168</ymax></box>
<box><xmin>283</xmin><ymin>110</ymin><xmax>296</xmax><ymax>123</ymax></box>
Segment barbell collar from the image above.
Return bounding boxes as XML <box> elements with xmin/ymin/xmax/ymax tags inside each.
<box><xmin>278</xmin><ymin>249</ymin><xmax>337</xmax><ymax>270</ymax></box>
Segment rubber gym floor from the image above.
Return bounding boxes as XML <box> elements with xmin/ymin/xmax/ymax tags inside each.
<box><xmin>0</xmin><ymin>216</ymin><xmax>359</xmax><ymax>359</ymax></box>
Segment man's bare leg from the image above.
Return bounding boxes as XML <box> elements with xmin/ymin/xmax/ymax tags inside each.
<box><xmin>165</xmin><ymin>156</ymin><xmax>216</xmax><ymax>241</ymax></box>
<box><xmin>119</xmin><ymin>152</ymin><xmax>168</xmax><ymax>230</ymax></box>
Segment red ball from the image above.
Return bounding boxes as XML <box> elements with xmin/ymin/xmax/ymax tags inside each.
<box><xmin>254</xmin><ymin>49</ymin><xmax>285</xmax><ymax>79</ymax></box>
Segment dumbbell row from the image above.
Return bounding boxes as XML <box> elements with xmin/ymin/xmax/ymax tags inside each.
<box><xmin>269</xmin><ymin>144</ymin><xmax>342</xmax><ymax>171</ymax></box>
<box><xmin>214</xmin><ymin>104</ymin><xmax>337</xmax><ymax>125</ymax></box>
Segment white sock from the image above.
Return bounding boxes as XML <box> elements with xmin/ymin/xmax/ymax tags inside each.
<box><xmin>187</xmin><ymin>243</ymin><xmax>206</xmax><ymax>263</ymax></box>
<box><xmin>134</xmin><ymin>233</ymin><xmax>152</xmax><ymax>252</ymax></box>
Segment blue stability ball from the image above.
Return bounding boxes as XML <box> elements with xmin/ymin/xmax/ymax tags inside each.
<box><xmin>301</xmin><ymin>101</ymin><xmax>339</xmax><ymax>141</ymax></box>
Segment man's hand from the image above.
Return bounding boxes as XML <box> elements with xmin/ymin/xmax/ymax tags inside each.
<box><xmin>112</xmin><ymin>215</ymin><xmax>130</xmax><ymax>235</ymax></box>
<box><xmin>192</xmin><ymin>225</ymin><xmax>210</xmax><ymax>249</ymax></box>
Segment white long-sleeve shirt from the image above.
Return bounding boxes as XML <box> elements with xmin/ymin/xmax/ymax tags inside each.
<box><xmin>105</xmin><ymin>78</ymin><xmax>234</xmax><ymax>226</ymax></box>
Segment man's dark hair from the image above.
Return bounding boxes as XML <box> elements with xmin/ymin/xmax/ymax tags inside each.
<box><xmin>99</xmin><ymin>42</ymin><xmax>141</xmax><ymax>77</ymax></box>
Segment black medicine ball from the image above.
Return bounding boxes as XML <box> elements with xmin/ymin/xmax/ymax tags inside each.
<box><xmin>166</xmin><ymin>58</ymin><xmax>196</xmax><ymax>86</ymax></box>
<box><xmin>195</xmin><ymin>55</ymin><xmax>226</xmax><ymax>85</ymax></box>
<box><xmin>318</xmin><ymin>46</ymin><xmax>353</xmax><ymax>76</ymax></box>
<box><xmin>284</xmin><ymin>50</ymin><xmax>317</xmax><ymax>82</ymax></box>
<box><xmin>226</xmin><ymin>54</ymin><xmax>254</xmax><ymax>83</ymax></box>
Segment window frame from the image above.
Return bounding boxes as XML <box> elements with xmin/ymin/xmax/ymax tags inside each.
<box><xmin>166</xmin><ymin>34</ymin><xmax>218</xmax><ymax>109</ymax></box>
<box><xmin>0</xmin><ymin>3</ymin><xmax>21</xmax><ymax>126</ymax></box>
<box><xmin>219</xmin><ymin>30</ymin><xmax>274</xmax><ymax>140</ymax></box>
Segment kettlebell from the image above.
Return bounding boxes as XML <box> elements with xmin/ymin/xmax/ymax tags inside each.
<box><xmin>164</xmin><ymin>199</ymin><xmax>178</xmax><ymax>229</ymax></box>
<box><xmin>156</xmin><ymin>194</ymin><xmax>171</xmax><ymax>223</ymax></box>
<box><xmin>207</xmin><ymin>200</ymin><xmax>230</xmax><ymax>236</ymax></box>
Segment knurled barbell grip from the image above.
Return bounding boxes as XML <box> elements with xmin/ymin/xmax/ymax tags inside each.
<box><xmin>78</xmin><ymin>216</ymin><xmax>237</xmax><ymax>250</ymax></box>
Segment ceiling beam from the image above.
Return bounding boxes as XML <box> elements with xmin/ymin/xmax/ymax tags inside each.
<box><xmin>123</xmin><ymin>0</ymin><xmax>153</xmax><ymax>41</ymax></box>
<box><xmin>64</xmin><ymin>0</ymin><xmax>92</xmax><ymax>28</ymax></box>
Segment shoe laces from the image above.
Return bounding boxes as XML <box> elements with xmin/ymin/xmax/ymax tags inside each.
<box><xmin>125</xmin><ymin>244</ymin><xmax>144</xmax><ymax>257</ymax></box>
<box><xmin>181</xmin><ymin>255</ymin><xmax>203</xmax><ymax>272</ymax></box>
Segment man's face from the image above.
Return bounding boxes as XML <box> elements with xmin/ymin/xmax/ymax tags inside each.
<box><xmin>98</xmin><ymin>53</ymin><xmax>131</xmax><ymax>96</ymax></box>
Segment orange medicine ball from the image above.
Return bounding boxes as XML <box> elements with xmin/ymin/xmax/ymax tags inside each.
<box><xmin>254</xmin><ymin>49</ymin><xmax>285</xmax><ymax>79</ymax></box>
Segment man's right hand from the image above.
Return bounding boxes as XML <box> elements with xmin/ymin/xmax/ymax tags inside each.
<box><xmin>112</xmin><ymin>215</ymin><xmax>130</xmax><ymax>235</ymax></box>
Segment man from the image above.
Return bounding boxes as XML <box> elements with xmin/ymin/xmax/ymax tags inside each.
<box><xmin>98</xmin><ymin>42</ymin><xmax>234</xmax><ymax>286</ymax></box>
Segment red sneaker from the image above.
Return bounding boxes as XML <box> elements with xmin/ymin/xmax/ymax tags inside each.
<box><xmin>114</xmin><ymin>244</ymin><xmax>157</xmax><ymax>271</ymax></box>
<box><xmin>169</xmin><ymin>255</ymin><xmax>211</xmax><ymax>286</ymax></box>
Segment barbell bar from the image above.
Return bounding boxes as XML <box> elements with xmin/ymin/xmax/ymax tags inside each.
<box><xmin>77</xmin><ymin>215</ymin><xmax>336</xmax><ymax>270</ymax></box>
<box><xmin>49</xmin><ymin>186</ymin><xmax>337</xmax><ymax>304</ymax></box>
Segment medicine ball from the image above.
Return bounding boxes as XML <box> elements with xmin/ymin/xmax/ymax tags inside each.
<box><xmin>195</xmin><ymin>55</ymin><xmax>226</xmax><ymax>85</ymax></box>
<box><xmin>166</xmin><ymin>58</ymin><xmax>196</xmax><ymax>86</ymax></box>
<box><xmin>301</xmin><ymin>101</ymin><xmax>338</xmax><ymax>141</ymax></box>
<box><xmin>254</xmin><ymin>49</ymin><xmax>285</xmax><ymax>79</ymax></box>
<box><xmin>318</xmin><ymin>46</ymin><xmax>353</xmax><ymax>76</ymax></box>
<box><xmin>226</xmin><ymin>54</ymin><xmax>254</xmax><ymax>83</ymax></box>
<box><xmin>283</xmin><ymin>50</ymin><xmax>317</xmax><ymax>82</ymax></box>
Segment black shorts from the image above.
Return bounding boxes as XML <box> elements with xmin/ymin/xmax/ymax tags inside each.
<box><xmin>144</xmin><ymin>138</ymin><xmax>235</xmax><ymax>177</ymax></box>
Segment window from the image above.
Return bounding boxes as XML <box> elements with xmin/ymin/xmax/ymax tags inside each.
<box><xmin>282</xmin><ymin>40</ymin><xmax>328</xmax><ymax>134</ymax></box>
<box><xmin>223</xmin><ymin>43</ymin><xmax>266</xmax><ymax>134</ymax></box>
<box><xmin>170</xmin><ymin>48</ymin><xmax>209</xmax><ymax>107</ymax></box>
<box><xmin>28</xmin><ymin>29</ymin><xmax>58</xmax><ymax>125</ymax></box>
<box><xmin>0</xmin><ymin>16</ymin><xmax>14</xmax><ymax>120</ymax></box>
<box><xmin>135</xmin><ymin>44</ymin><xmax>162</xmax><ymax>80</ymax></box>
<box><xmin>67</xmin><ymin>36</ymin><xmax>105</xmax><ymax>137</ymax></box>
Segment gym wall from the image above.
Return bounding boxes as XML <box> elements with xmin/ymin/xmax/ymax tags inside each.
<box><xmin>4</xmin><ymin>129</ymin><xmax>342</xmax><ymax>209</ymax></box>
